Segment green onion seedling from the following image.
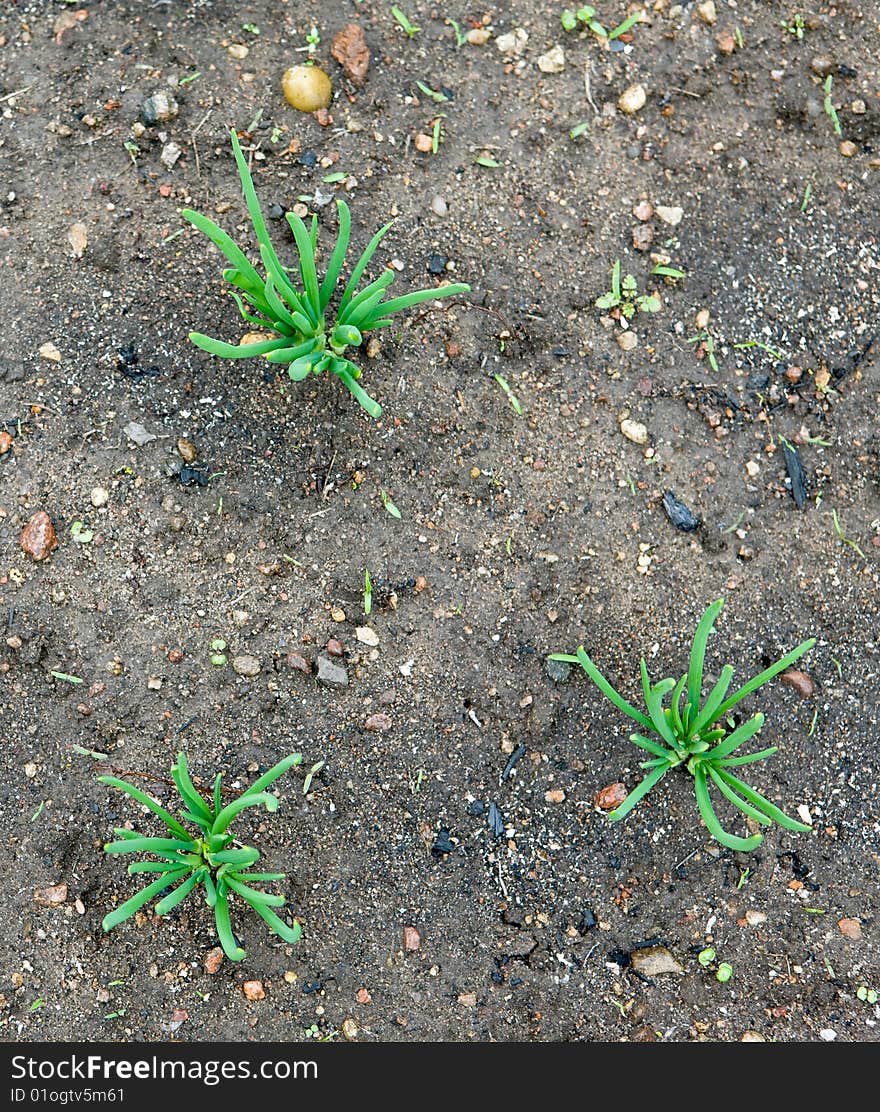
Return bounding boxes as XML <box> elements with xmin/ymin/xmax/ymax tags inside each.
<box><xmin>183</xmin><ymin>131</ymin><xmax>468</xmax><ymax>419</ymax></box>
<box><xmin>100</xmin><ymin>751</ymin><xmax>304</xmax><ymax>960</ymax></box>
<box><xmin>550</xmin><ymin>599</ymin><xmax>814</xmax><ymax>851</ymax></box>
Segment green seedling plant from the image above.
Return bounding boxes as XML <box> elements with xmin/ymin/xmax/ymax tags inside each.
<box><xmin>100</xmin><ymin>751</ymin><xmax>303</xmax><ymax>960</ymax></box>
<box><xmin>183</xmin><ymin>130</ymin><xmax>469</xmax><ymax>418</ymax></box>
<box><xmin>596</xmin><ymin>259</ymin><xmax>661</xmax><ymax>318</ymax></box>
<box><xmin>561</xmin><ymin>7</ymin><xmax>641</xmax><ymax>39</ymax></box>
<box><xmin>549</xmin><ymin>599</ymin><xmax>814</xmax><ymax>851</ymax></box>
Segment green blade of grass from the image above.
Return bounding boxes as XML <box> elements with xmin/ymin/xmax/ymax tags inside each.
<box><xmin>706</xmin><ymin>766</ymin><xmax>772</xmax><ymax>826</ymax></box>
<box><xmin>98</xmin><ymin>776</ymin><xmax>189</xmax><ymax>839</ymax></box>
<box><xmin>214</xmin><ymin>886</ymin><xmax>246</xmax><ymax>960</ymax></box>
<box><xmin>688</xmin><ymin>664</ymin><xmax>734</xmax><ymax>737</ymax></box>
<box><xmin>284</xmin><ymin>212</ymin><xmax>322</xmax><ymax>319</ymax></box>
<box><xmin>628</xmin><ymin>732</ymin><xmax>677</xmax><ymax>760</ymax></box>
<box><xmin>211</xmin><ymin>791</ymin><xmax>279</xmax><ymax>835</ymax></box>
<box><xmin>189</xmin><ymin>334</ymin><xmax>290</xmax><ymax>359</ymax></box>
<box><xmin>319</xmin><ymin>199</ymin><xmax>352</xmax><ymax>310</ymax></box>
<box><xmin>181</xmin><ymin>209</ymin><xmax>263</xmax><ymax>290</ymax></box>
<box><xmin>360</xmin><ymin>282</ymin><xmax>469</xmax><ymax>322</ymax></box>
<box><xmin>104</xmin><ymin>837</ymin><xmax>198</xmax><ymax>856</ymax></box>
<box><xmin>645</xmin><ymin>678</ymin><xmax>678</xmax><ymax>747</ymax></box>
<box><xmin>607</xmin><ymin>763</ymin><xmax>670</xmax><ymax>822</ymax></box>
<box><xmin>693</xmin><ymin>766</ymin><xmax>763</xmax><ymax>852</ymax></box>
<box><xmin>687</xmin><ymin>599</ymin><xmax>724</xmax><ymax>720</ymax></box>
<box><xmin>573</xmin><ymin>647</ymin><xmax>655</xmax><ymax>733</ymax></box>
<box><xmin>238</xmin><ymin>753</ymin><xmax>304</xmax><ymax>800</ymax></box>
<box><xmin>714</xmin><ymin>769</ymin><xmax>811</xmax><ymax>832</ymax></box>
<box><xmin>224</xmin><ymin>876</ymin><xmax>286</xmax><ymax>907</ymax></box>
<box><xmin>154</xmin><ymin>870</ymin><xmax>204</xmax><ymax>916</ymax></box>
<box><xmin>339</xmin><ymin>222</ymin><xmax>396</xmax><ymax>314</ymax></box>
<box><xmin>717</xmin><ymin>746</ymin><xmax>778</xmax><ymax>767</ymax></box>
<box><xmin>667</xmin><ymin>673</ymin><xmax>687</xmax><ymax>738</ymax></box>
<box><xmin>172</xmin><ymin>754</ymin><xmax>213</xmax><ymax>825</ymax></box>
<box><xmin>339</xmin><ymin>269</ymin><xmax>396</xmax><ymax>324</ymax></box>
<box><xmin>102</xmin><ymin>870</ymin><xmax>189</xmax><ymax>931</ymax></box>
<box><xmin>211</xmin><ymin>847</ymin><xmax>261</xmax><ymax>867</ymax></box>
<box><xmin>714</xmin><ymin>638</ymin><xmax>815</xmax><ymax>720</ymax></box>
<box><xmin>332</xmin><ymin>360</ymin><xmax>383</xmax><ymax>418</ymax></box>
<box><xmin>704</xmin><ymin>713</ymin><xmax>765</xmax><ymax>759</ymax></box>
<box><xmin>246</xmin><ymin>899</ymin><xmax>303</xmax><ymax>945</ymax></box>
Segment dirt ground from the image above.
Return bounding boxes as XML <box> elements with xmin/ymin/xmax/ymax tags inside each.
<box><xmin>0</xmin><ymin>0</ymin><xmax>878</xmax><ymax>1043</ymax></box>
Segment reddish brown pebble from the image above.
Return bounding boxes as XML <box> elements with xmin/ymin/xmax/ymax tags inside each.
<box><xmin>716</xmin><ymin>30</ymin><xmax>736</xmax><ymax>55</ymax></box>
<box><xmin>414</xmin><ymin>132</ymin><xmax>433</xmax><ymax>153</ymax></box>
<box><xmin>632</xmin><ymin>200</ymin><xmax>653</xmax><ymax>221</ymax></box>
<box><xmin>204</xmin><ymin>948</ymin><xmax>224</xmax><ymax>974</ymax></box>
<box><xmin>632</xmin><ymin>223</ymin><xmax>654</xmax><ymax>251</ymax></box>
<box><xmin>326</xmin><ymin>638</ymin><xmax>345</xmax><ymax>657</ymax></box>
<box><xmin>20</xmin><ymin>511</ymin><xmax>58</xmax><ymax>562</ymax></box>
<box><xmin>330</xmin><ymin>23</ymin><xmax>370</xmax><ymax>86</ymax></box>
<box><xmin>34</xmin><ymin>884</ymin><xmax>68</xmax><ymax>906</ymax></box>
<box><xmin>364</xmin><ymin>712</ymin><xmax>392</xmax><ymax>732</ymax></box>
<box><xmin>89</xmin><ymin>681</ymin><xmax>106</xmax><ymax>697</ymax></box>
<box><xmin>242</xmin><ymin>980</ymin><xmax>266</xmax><ymax>1000</ymax></box>
<box><xmin>780</xmin><ymin>669</ymin><xmax>814</xmax><ymax>698</ymax></box>
<box><xmin>0</xmin><ymin>431</ymin><xmax>12</xmax><ymax>454</ymax></box>
<box><xmin>403</xmin><ymin>926</ymin><xmax>421</xmax><ymax>952</ymax></box>
<box><xmin>414</xmin><ymin>576</ymin><xmax>428</xmax><ymax>592</ymax></box>
<box><xmin>77</xmin><ymin>703</ymin><xmax>91</xmax><ymax>716</ymax></box>
<box><xmin>356</xmin><ymin>987</ymin><xmax>372</xmax><ymax>1004</ymax></box>
<box><xmin>171</xmin><ymin>1008</ymin><xmax>189</xmax><ymax>1024</ymax></box>
<box><xmin>168</xmin><ymin>649</ymin><xmax>184</xmax><ymax>664</ymax></box>
<box><xmin>838</xmin><ymin>918</ymin><xmax>862</xmax><ymax>940</ymax></box>
<box><xmin>315</xmin><ymin>107</ymin><xmax>332</xmax><ymax>127</ymax></box>
<box><xmin>286</xmin><ymin>651</ymin><xmax>312</xmax><ymax>673</ymax></box>
<box><xmin>595</xmin><ymin>782</ymin><xmax>628</xmax><ymax>811</ymax></box>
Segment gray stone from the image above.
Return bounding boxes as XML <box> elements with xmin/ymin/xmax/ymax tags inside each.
<box><xmin>316</xmin><ymin>656</ymin><xmax>348</xmax><ymax>688</ymax></box>
<box><xmin>546</xmin><ymin>658</ymin><xmax>572</xmax><ymax>683</ymax></box>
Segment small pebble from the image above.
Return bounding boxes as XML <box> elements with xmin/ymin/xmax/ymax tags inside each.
<box><xmin>177</xmin><ymin>438</ymin><xmax>197</xmax><ymax>463</ymax></box>
<box><xmin>810</xmin><ymin>56</ymin><xmax>836</xmax><ymax>78</ymax></box>
<box><xmin>242</xmin><ymin>980</ymin><xmax>265</xmax><ymax>1001</ymax></box>
<box><xmin>282</xmin><ymin>66</ymin><xmax>332</xmax><ymax>112</ymax></box>
<box><xmin>618</xmin><ymin>84</ymin><xmax>647</xmax><ymax>115</ymax></box>
<box><xmin>780</xmin><ymin>669</ymin><xmax>814</xmax><ymax>698</ymax></box>
<box><xmin>837</xmin><ymin>918</ymin><xmax>862</xmax><ymax>940</ymax></box>
<box><xmin>228</xmin><ymin>43</ymin><xmax>249</xmax><ymax>60</ymax></box>
<box><xmin>745</xmin><ymin>459</ymin><xmax>760</xmax><ymax>478</ymax></box>
<box><xmin>595</xmin><ymin>782</ymin><xmax>627</xmax><ymax>810</ymax></box>
<box><xmin>632</xmin><ymin>200</ymin><xmax>653</xmax><ymax>221</ymax></box>
<box><xmin>630</xmin><ymin>946</ymin><xmax>684</xmax><ymax>976</ymax></box>
<box><xmin>160</xmin><ymin>142</ymin><xmax>182</xmax><ymax>170</ymax></box>
<box><xmin>286</xmin><ymin>651</ymin><xmax>312</xmax><ymax>673</ymax></box>
<box><xmin>34</xmin><ymin>884</ymin><xmax>68</xmax><ymax>907</ymax></box>
<box><xmin>141</xmin><ymin>92</ymin><xmax>179</xmax><ymax>125</ymax></box>
<box><xmin>839</xmin><ymin>141</ymin><xmax>857</xmax><ymax>158</ymax></box>
<box><xmin>341</xmin><ymin>1017</ymin><xmax>359</xmax><ymax>1041</ymax></box>
<box><xmin>696</xmin><ymin>1</ymin><xmax>717</xmax><ymax>25</ymax></box>
<box><xmin>20</xmin><ymin>511</ymin><xmax>58</xmax><ymax>562</ymax></box>
<box><xmin>430</xmin><ymin>196</ymin><xmax>448</xmax><ymax>217</ymax></box>
<box><xmin>403</xmin><ymin>926</ymin><xmax>421</xmax><ymax>952</ymax></box>
<box><xmin>316</xmin><ymin>656</ymin><xmax>348</xmax><ymax>688</ymax></box>
<box><xmin>617</xmin><ymin>331</ymin><xmax>638</xmax><ymax>352</ymax></box>
<box><xmin>632</xmin><ymin>223</ymin><xmax>654</xmax><ymax>251</ymax></box>
<box><xmin>203</xmin><ymin>948</ymin><xmax>223</xmax><ymax>974</ymax></box>
<box><xmin>355</xmin><ymin>626</ymin><xmax>379</xmax><ymax>647</ymax></box>
<box><xmin>655</xmin><ymin>205</ymin><xmax>684</xmax><ymax>226</ymax></box>
<box><xmin>544</xmin><ymin>789</ymin><xmax>565</xmax><ymax>804</ymax></box>
<box><xmin>620</xmin><ymin>418</ymin><xmax>648</xmax><ymax>444</ymax></box>
<box><xmin>364</xmin><ymin>712</ymin><xmax>392</xmax><ymax>732</ymax></box>
<box><xmin>0</xmin><ymin>431</ymin><xmax>12</xmax><ymax>455</ymax></box>
<box><xmin>232</xmin><ymin>655</ymin><xmax>261</xmax><ymax>677</ymax></box>
<box><xmin>90</xmin><ymin>487</ymin><xmax>109</xmax><ymax>508</ymax></box>
<box><xmin>414</xmin><ymin>132</ymin><xmax>433</xmax><ymax>153</ymax></box>
<box><xmin>537</xmin><ymin>45</ymin><xmax>565</xmax><ymax>74</ymax></box>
